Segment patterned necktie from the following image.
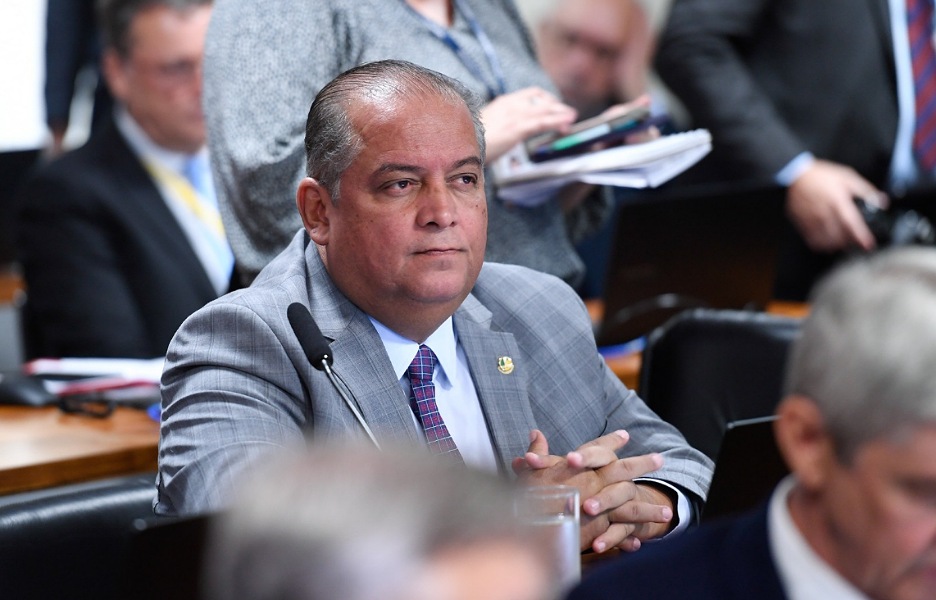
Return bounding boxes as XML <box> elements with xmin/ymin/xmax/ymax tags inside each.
<box><xmin>407</xmin><ymin>344</ymin><xmax>461</xmax><ymax>458</ymax></box>
<box><xmin>908</xmin><ymin>0</ymin><xmax>936</xmax><ymax>171</ymax></box>
<box><xmin>182</xmin><ymin>155</ymin><xmax>234</xmax><ymax>285</ymax></box>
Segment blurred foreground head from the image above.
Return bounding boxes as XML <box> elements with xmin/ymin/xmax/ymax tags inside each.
<box><xmin>204</xmin><ymin>443</ymin><xmax>551</xmax><ymax>600</ymax></box>
<box><xmin>777</xmin><ymin>246</ymin><xmax>936</xmax><ymax>600</ymax></box>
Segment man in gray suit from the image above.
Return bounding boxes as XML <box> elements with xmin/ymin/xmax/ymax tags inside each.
<box><xmin>156</xmin><ymin>60</ymin><xmax>712</xmax><ymax>554</ymax></box>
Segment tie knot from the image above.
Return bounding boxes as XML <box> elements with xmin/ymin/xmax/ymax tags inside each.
<box><xmin>407</xmin><ymin>344</ymin><xmax>436</xmax><ymax>383</ymax></box>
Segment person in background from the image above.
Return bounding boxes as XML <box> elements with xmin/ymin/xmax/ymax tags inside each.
<box><xmin>44</xmin><ymin>0</ymin><xmax>113</xmax><ymax>157</ymax></box>
<box><xmin>204</xmin><ymin>443</ymin><xmax>552</xmax><ymax>600</ymax></box>
<box><xmin>203</xmin><ymin>0</ymin><xmax>616</xmax><ymax>291</ymax></box>
<box><xmin>532</xmin><ymin>0</ymin><xmax>651</xmax><ymax>119</ymax></box>
<box><xmin>522</xmin><ymin>0</ymin><xmax>667</xmax><ymax>298</ymax></box>
<box><xmin>15</xmin><ymin>0</ymin><xmax>233</xmax><ymax>359</ymax></box>
<box><xmin>655</xmin><ymin>0</ymin><xmax>936</xmax><ymax>301</ymax></box>
<box><xmin>157</xmin><ymin>60</ymin><xmax>713</xmax><ymax>560</ymax></box>
<box><xmin>0</xmin><ymin>0</ymin><xmax>48</xmax><ymax>268</ymax></box>
<box><xmin>567</xmin><ymin>246</ymin><xmax>936</xmax><ymax>600</ymax></box>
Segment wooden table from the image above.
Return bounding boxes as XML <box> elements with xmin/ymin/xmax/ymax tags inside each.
<box><xmin>0</xmin><ymin>405</ymin><xmax>159</xmax><ymax>495</ymax></box>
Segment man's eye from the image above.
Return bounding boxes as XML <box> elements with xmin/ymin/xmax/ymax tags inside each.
<box><xmin>457</xmin><ymin>174</ymin><xmax>477</xmax><ymax>185</ymax></box>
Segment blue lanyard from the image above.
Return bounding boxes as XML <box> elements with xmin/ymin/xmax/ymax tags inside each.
<box><xmin>402</xmin><ymin>0</ymin><xmax>508</xmax><ymax>100</ymax></box>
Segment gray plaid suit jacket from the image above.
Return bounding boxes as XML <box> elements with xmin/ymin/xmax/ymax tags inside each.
<box><xmin>156</xmin><ymin>231</ymin><xmax>713</xmax><ymax>515</ymax></box>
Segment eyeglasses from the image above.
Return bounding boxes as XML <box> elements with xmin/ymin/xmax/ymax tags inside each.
<box><xmin>58</xmin><ymin>394</ymin><xmax>116</xmax><ymax>418</ymax></box>
<box><xmin>128</xmin><ymin>57</ymin><xmax>203</xmax><ymax>88</ymax></box>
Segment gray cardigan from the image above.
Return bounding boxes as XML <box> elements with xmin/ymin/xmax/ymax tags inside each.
<box><xmin>204</xmin><ymin>0</ymin><xmax>601</xmax><ymax>287</ymax></box>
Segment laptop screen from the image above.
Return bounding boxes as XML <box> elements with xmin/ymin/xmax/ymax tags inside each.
<box><xmin>701</xmin><ymin>416</ymin><xmax>789</xmax><ymax>522</ymax></box>
<box><xmin>596</xmin><ymin>182</ymin><xmax>785</xmax><ymax>346</ymax></box>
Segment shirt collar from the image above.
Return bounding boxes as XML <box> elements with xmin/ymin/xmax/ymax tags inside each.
<box><xmin>113</xmin><ymin>105</ymin><xmax>206</xmax><ymax>173</ymax></box>
<box><xmin>768</xmin><ymin>476</ymin><xmax>870</xmax><ymax>600</ymax></box>
<box><xmin>370</xmin><ymin>316</ymin><xmax>458</xmax><ymax>387</ymax></box>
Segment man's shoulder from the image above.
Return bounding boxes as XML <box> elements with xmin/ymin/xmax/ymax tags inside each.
<box><xmin>24</xmin><ymin>126</ymin><xmax>137</xmax><ymax>194</ymax></box>
<box><xmin>475</xmin><ymin>261</ymin><xmax>577</xmax><ymax>298</ymax></box>
<box><xmin>469</xmin><ymin>261</ymin><xmax>592</xmax><ymax>340</ymax></box>
<box><xmin>569</xmin><ymin>506</ymin><xmax>778</xmax><ymax>600</ymax></box>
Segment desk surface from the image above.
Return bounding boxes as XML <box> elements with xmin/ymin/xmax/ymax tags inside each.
<box><xmin>0</xmin><ymin>406</ymin><xmax>159</xmax><ymax>495</ymax></box>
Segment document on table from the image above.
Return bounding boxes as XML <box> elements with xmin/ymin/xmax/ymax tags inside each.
<box><xmin>491</xmin><ymin>129</ymin><xmax>712</xmax><ymax>206</ymax></box>
<box><xmin>23</xmin><ymin>357</ymin><xmax>164</xmax><ymax>405</ymax></box>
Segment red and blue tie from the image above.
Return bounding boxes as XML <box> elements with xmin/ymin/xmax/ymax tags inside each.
<box><xmin>407</xmin><ymin>344</ymin><xmax>461</xmax><ymax>459</ymax></box>
<box><xmin>909</xmin><ymin>0</ymin><xmax>936</xmax><ymax>171</ymax></box>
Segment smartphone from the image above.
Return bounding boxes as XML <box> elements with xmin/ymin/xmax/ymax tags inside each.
<box><xmin>525</xmin><ymin>105</ymin><xmax>651</xmax><ymax>162</ymax></box>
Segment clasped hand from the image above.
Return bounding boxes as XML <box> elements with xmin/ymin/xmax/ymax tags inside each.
<box><xmin>512</xmin><ymin>429</ymin><xmax>674</xmax><ymax>553</ymax></box>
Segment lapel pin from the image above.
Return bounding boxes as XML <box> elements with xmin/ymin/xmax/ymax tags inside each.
<box><xmin>497</xmin><ymin>356</ymin><xmax>514</xmax><ymax>375</ymax></box>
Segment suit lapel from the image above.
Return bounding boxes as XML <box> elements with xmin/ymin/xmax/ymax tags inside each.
<box><xmin>304</xmin><ymin>247</ymin><xmax>421</xmax><ymax>445</ymax></box>
<box><xmin>101</xmin><ymin>124</ymin><xmax>217</xmax><ymax>301</ymax></box>
<box><xmin>328</xmin><ymin>314</ymin><xmax>424</xmax><ymax>444</ymax></box>
<box><xmin>454</xmin><ymin>295</ymin><xmax>537</xmax><ymax>472</ymax></box>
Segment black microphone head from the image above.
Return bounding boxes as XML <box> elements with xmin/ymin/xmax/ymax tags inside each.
<box><xmin>287</xmin><ymin>302</ymin><xmax>333</xmax><ymax>371</ymax></box>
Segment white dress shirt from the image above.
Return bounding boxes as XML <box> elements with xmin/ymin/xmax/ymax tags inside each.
<box><xmin>370</xmin><ymin>316</ymin><xmax>499</xmax><ymax>471</ymax></box>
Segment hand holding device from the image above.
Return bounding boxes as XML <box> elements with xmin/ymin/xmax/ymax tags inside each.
<box><xmin>524</xmin><ymin>101</ymin><xmax>653</xmax><ymax>162</ymax></box>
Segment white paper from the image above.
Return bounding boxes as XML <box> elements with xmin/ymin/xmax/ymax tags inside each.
<box><xmin>23</xmin><ymin>357</ymin><xmax>165</xmax><ymax>383</ymax></box>
<box><xmin>492</xmin><ymin>130</ymin><xmax>712</xmax><ymax>206</ymax></box>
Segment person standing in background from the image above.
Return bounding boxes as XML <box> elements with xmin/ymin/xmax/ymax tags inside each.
<box><xmin>44</xmin><ymin>0</ymin><xmax>114</xmax><ymax>157</ymax></box>
<box><xmin>655</xmin><ymin>0</ymin><xmax>932</xmax><ymax>301</ymax></box>
<box><xmin>203</xmin><ymin>0</ymin><xmax>618</xmax><ymax>290</ymax></box>
<box><xmin>521</xmin><ymin>0</ymin><xmax>669</xmax><ymax>298</ymax></box>
<box><xmin>0</xmin><ymin>0</ymin><xmax>48</xmax><ymax>268</ymax></box>
<box><xmin>531</xmin><ymin>0</ymin><xmax>652</xmax><ymax>119</ymax></box>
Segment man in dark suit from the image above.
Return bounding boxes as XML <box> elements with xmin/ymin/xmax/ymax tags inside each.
<box><xmin>568</xmin><ymin>246</ymin><xmax>936</xmax><ymax>600</ymax></box>
<box><xmin>16</xmin><ymin>0</ymin><xmax>232</xmax><ymax>359</ymax></box>
<box><xmin>655</xmin><ymin>0</ymin><xmax>936</xmax><ymax>300</ymax></box>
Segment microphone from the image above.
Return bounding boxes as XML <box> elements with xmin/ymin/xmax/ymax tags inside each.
<box><xmin>287</xmin><ymin>302</ymin><xmax>381</xmax><ymax>449</ymax></box>
<box><xmin>287</xmin><ymin>302</ymin><xmax>333</xmax><ymax>370</ymax></box>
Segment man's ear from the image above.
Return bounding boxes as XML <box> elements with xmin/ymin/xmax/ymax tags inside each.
<box><xmin>774</xmin><ymin>395</ymin><xmax>837</xmax><ymax>491</ymax></box>
<box><xmin>296</xmin><ymin>177</ymin><xmax>332</xmax><ymax>245</ymax></box>
<box><xmin>101</xmin><ymin>48</ymin><xmax>128</xmax><ymax>102</ymax></box>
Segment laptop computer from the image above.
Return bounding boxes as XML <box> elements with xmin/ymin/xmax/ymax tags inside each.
<box><xmin>595</xmin><ymin>182</ymin><xmax>786</xmax><ymax>346</ymax></box>
<box><xmin>701</xmin><ymin>416</ymin><xmax>789</xmax><ymax>522</ymax></box>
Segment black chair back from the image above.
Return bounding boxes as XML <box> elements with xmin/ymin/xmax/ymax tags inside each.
<box><xmin>0</xmin><ymin>473</ymin><xmax>157</xmax><ymax>600</ymax></box>
<box><xmin>637</xmin><ymin>308</ymin><xmax>801</xmax><ymax>461</ymax></box>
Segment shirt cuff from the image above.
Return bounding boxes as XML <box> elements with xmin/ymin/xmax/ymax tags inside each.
<box><xmin>633</xmin><ymin>477</ymin><xmax>692</xmax><ymax>539</ymax></box>
<box><xmin>775</xmin><ymin>152</ymin><xmax>815</xmax><ymax>186</ymax></box>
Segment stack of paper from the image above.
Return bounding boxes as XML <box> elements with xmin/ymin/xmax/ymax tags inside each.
<box><xmin>24</xmin><ymin>357</ymin><xmax>164</xmax><ymax>406</ymax></box>
<box><xmin>491</xmin><ymin>129</ymin><xmax>712</xmax><ymax>206</ymax></box>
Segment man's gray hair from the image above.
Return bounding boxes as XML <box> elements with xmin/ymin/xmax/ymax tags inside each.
<box><xmin>96</xmin><ymin>0</ymin><xmax>211</xmax><ymax>57</ymax></box>
<box><xmin>303</xmin><ymin>59</ymin><xmax>486</xmax><ymax>203</ymax></box>
<box><xmin>204</xmin><ymin>443</ymin><xmax>535</xmax><ymax>600</ymax></box>
<box><xmin>784</xmin><ymin>246</ymin><xmax>936</xmax><ymax>460</ymax></box>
